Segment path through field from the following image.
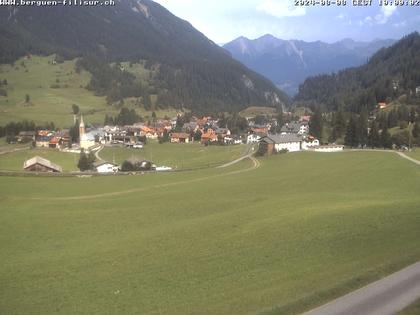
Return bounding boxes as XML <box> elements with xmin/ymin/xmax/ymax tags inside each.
<box><xmin>25</xmin><ymin>155</ymin><xmax>260</xmax><ymax>201</ymax></box>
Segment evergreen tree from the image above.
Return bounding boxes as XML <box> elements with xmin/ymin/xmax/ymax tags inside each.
<box><xmin>276</xmin><ymin>108</ymin><xmax>284</xmax><ymax>133</ymax></box>
<box><xmin>77</xmin><ymin>149</ymin><xmax>89</xmax><ymax>171</ymax></box>
<box><xmin>309</xmin><ymin>107</ymin><xmax>323</xmax><ymax>139</ymax></box>
<box><xmin>344</xmin><ymin>115</ymin><xmax>357</xmax><ymax>147</ymax></box>
<box><xmin>357</xmin><ymin>109</ymin><xmax>368</xmax><ymax>147</ymax></box>
<box><xmin>72</xmin><ymin>104</ymin><xmax>80</xmax><ymax>115</ymax></box>
<box><xmin>368</xmin><ymin>121</ymin><xmax>381</xmax><ymax>148</ymax></box>
<box><xmin>412</xmin><ymin>121</ymin><xmax>420</xmax><ymax>138</ymax></box>
<box><xmin>330</xmin><ymin>109</ymin><xmax>346</xmax><ymax>142</ymax></box>
<box><xmin>77</xmin><ymin>149</ymin><xmax>95</xmax><ymax>171</ymax></box>
<box><xmin>69</xmin><ymin>119</ymin><xmax>80</xmax><ymax>143</ymax></box>
<box><xmin>380</xmin><ymin>126</ymin><xmax>392</xmax><ymax>149</ymax></box>
<box><xmin>409</xmin><ymin>107</ymin><xmax>417</xmax><ymax>123</ymax></box>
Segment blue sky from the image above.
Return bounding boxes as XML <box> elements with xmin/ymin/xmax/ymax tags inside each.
<box><xmin>154</xmin><ymin>0</ymin><xmax>420</xmax><ymax>43</ymax></box>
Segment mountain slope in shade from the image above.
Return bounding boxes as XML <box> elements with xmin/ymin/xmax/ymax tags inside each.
<box><xmin>295</xmin><ymin>32</ymin><xmax>420</xmax><ymax>113</ymax></box>
<box><xmin>223</xmin><ymin>34</ymin><xmax>395</xmax><ymax>96</ymax></box>
<box><xmin>0</xmin><ymin>0</ymin><xmax>289</xmax><ymax>112</ymax></box>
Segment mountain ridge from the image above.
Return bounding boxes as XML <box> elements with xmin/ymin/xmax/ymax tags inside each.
<box><xmin>295</xmin><ymin>32</ymin><xmax>420</xmax><ymax>113</ymax></box>
<box><xmin>0</xmin><ymin>0</ymin><xmax>289</xmax><ymax>113</ymax></box>
<box><xmin>223</xmin><ymin>35</ymin><xmax>396</xmax><ymax>96</ymax></box>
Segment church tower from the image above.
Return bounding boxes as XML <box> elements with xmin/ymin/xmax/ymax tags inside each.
<box><xmin>79</xmin><ymin>114</ymin><xmax>85</xmax><ymax>139</ymax></box>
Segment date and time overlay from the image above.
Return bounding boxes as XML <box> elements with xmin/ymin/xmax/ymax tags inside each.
<box><xmin>0</xmin><ymin>0</ymin><xmax>418</xmax><ymax>10</ymax></box>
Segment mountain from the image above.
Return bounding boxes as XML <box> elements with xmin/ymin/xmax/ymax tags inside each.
<box><xmin>0</xmin><ymin>1</ymin><xmax>289</xmax><ymax>113</ymax></box>
<box><xmin>223</xmin><ymin>35</ymin><xmax>395</xmax><ymax>96</ymax></box>
<box><xmin>295</xmin><ymin>32</ymin><xmax>420</xmax><ymax>113</ymax></box>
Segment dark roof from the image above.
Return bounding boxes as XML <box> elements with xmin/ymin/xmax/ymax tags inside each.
<box><xmin>261</xmin><ymin>134</ymin><xmax>302</xmax><ymax>144</ymax></box>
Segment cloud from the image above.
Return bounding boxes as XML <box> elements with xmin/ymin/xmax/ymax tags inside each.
<box><xmin>375</xmin><ymin>6</ymin><xmax>397</xmax><ymax>24</ymax></box>
<box><xmin>257</xmin><ymin>0</ymin><xmax>306</xmax><ymax>18</ymax></box>
<box><xmin>393</xmin><ymin>20</ymin><xmax>407</xmax><ymax>28</ymax></box>
<box><xmin>336</xmin><ymin>13</ymin><xmax>346</xmax><ymax>20</ymax></box>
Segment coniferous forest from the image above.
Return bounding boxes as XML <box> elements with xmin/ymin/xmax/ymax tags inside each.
<box><xmin>295</xmin><ymin>32</ymin><xmax>420</xmax><ymax>113</ymax></box>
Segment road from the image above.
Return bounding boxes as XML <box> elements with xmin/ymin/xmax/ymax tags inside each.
<box><xmin>305</xmin><ymin>261</ymin><xmax>420</xmax><ymax>315</ymax></box>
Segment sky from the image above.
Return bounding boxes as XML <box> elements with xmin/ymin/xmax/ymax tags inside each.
<box><xmin>153</xmin><ymin>0</ymin><xmax>420</xmax><ymax>44</ymax></box>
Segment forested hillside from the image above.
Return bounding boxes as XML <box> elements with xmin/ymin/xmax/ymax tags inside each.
<box><xmin>0</xmin><ymin>0</ymin><xmax>289</xmax><ymax>113</ymax></box>
<box><xmin>295</xmin><ymin>32</ymin><xmax>420</xmax><ymax>113</ymax></box>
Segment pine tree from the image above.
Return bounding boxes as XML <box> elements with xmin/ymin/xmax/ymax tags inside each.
<box><xmin>344</xmin><ymin>115</ymin><xmax>357</xmax><ymax>147</ymax></box>
<box><xmin>357</xmin><ymin>109</ymin><xmax>368</xmax><ymax>147</ymax></box>
<box><xmin>381</xmin><ymin>126</ymin><xmax>392</xmax><ymax>149</ymax></box>
<box><xmin>77</xmin><ymin>149</ymin><xmax>90</xmax><ymax>171</ymax></box>
<box><xmin>368</xmin><ymin>121</ymin><xmax>381</xmax><ymax>148</ymax></box>
<box><xmin>309</xmin><ymin>107</ymin><xmax>323</xmax><ymax>140</ymax></box>
<box><xmin>412</xmin><ymin>121</ymin><xmax>420</xmax><ymax>138</ymax></box>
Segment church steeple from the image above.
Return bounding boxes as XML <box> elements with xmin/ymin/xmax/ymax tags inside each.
<box><xmin>79</xmin><ymin>114</ymin><xmax>85</xmax><ymax>138</ymax></box>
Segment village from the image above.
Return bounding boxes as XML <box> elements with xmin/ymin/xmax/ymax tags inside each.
<box><xmin>15</xmin><ymin>112</ymin><xmax>343</xmax><ymax>174</ymax></box>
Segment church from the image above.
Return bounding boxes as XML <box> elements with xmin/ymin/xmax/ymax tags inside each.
<box><xmin>79</xmin><ymin>115</ymin><xmax>95</xmax><ymax>151</ymax></box>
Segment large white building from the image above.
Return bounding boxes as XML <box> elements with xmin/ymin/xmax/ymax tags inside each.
<box><xmin>259</xmin><ymin>134</ymin><xmax>321</xmax><ymax>153</ymax></box>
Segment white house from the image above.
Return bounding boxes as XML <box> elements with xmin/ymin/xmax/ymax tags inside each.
<box><xmin>260</xmin><ymin>134</ymin><xmax>303</xmax><ymax>153</ymax></box>
<box><xmin>302</xmin><ymin>138</ymin><xmax>320</xmax><ymax>150</ymax></box>
<box><xmin>95</xmin><ymin>162</ymin><xmax>119</xmax><ymax>173</ymax></box>
<box><xmin>247</xmin><ymin>132</ymin><xmax>265</xmax><ymax>144</ymax></box>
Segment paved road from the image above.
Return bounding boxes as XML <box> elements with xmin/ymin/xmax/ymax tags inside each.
<box><xmin>396</xmin><ymin>151</ymin><xmax>420</xmax><ymax>166</ymax></box>
<box><xmin>305</xmin><ymin>261</ymin><xmax>420</xmax><ymax>315</ymax></box>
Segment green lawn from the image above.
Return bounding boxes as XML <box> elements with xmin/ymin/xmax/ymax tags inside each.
<box><xmin>0</xmin><ymin>151</ymin><xmax>419</xmax><ymax>314</ymax></box>
<box><xmin>0</xmin><ymin>56</ymin><xmax>181</xmax><ymax>127</ymax></box>
<box><xmin>0</xmin><ymin>147</ymin><xmax>79</xmax><ymax>172</ymax></box>
<box><xmin>0</xmin><ymin>142</ymin><xmax>246</xmax><ymax>172</ymax></box>
<box><xmin>100</xmin><ymin>142</ymin><xmax>246</xmax><ymax>169</ymax></box>
<box><xmin>398</xmin><ymin>299</ymin><xmax>420</xmax><ymax>315</ymax></box>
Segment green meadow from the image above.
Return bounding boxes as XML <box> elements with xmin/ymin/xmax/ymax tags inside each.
<box><xmin>398</xmin><ymin>299</ymin><xmax>420</xmax><ymax>315</ymax></box>
<box><xmin>100</xmin><ymin>142</ymin><xmax>246</xmax><ymax>169</ymax></box>
<box><xmin>1</xmin><ymin>151</ymin><xmax>419</xmax><ymax>314</ymax></box>
<box><xmin>0</xmin><ymin>56</ymin><xmax>179</xmax><ymax>127</ymax></box>
<box><xmin>0</xmin><ymin>142</ymin><xmax>245</xmax><ymax>172</ymax></box>
<box><xmin>0</xmin><ymin>147</ymin><xmax>79</xmax><ymax>172</ymax></box>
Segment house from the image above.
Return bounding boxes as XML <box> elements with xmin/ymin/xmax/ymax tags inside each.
<box><xmin>280</xmin><ymin>122</ymin><xmax>309</xmax><ymax>135</ymax></box>
<box><xmin>259</xmin><ymin>134</ymin><xmax>303</xmax><ymax>154</ymax></box>
<box><xmin>17</xmin><ymin>131</ymin><xmax>35</xmax><ymax>143</ymax></box>
<box><xmin>95</xmin><ymin>162</ymin><xmax>119</xmax><ymax>173</ymax></box>
<box><xmin>36</xmin><ymin>130</ymin><xmax>53</xmax><ymax>147</ymax></box>
<box><xmin>49</xmin><ymin>136</ymin><xmax>60</xmax><ymax>149</ymax></box>
<box><xmin>247</xmin><ymin>132</ymin><xmax>266</xmax><ymax>144</ymax></box>
<box><xmin>170</xmin><ymin>132</ymin><xmax>191</xmax><ymax>143</ymax></box>
<box><xmin>299</xmin><ymin>115</ymin><xmax>311</xmax><ymax>123</ymax></box>
<box><xmin>378</xmin><ymin>102</ymin><xmax>387</xmax><ymax>110</ymax></box>
<box><xmin>23</xmin><ymin>156</ymin><xmax>62</xmax><ymax>173</ymax></box>
<box><xmin>201</xmin><ymin>129</ymin><xmax>218</xmax><ymax>144</ymax></box>
<box><xmin>302</xmin><ymin>137</ymin><xmax>320</xmax><ymax>150</ymax></box>
<box><xmin>215</xmin><ymin>127</ymin><xmax>231</xmax><ymax>142</ymax></box>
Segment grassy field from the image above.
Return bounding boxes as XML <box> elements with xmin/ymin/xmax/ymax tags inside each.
<box><xmin>0</xmin><ymin>141</ymin><xmax>246</xmax><ymax>172</ymax></box>
<box><xmin>0</xmin><ymin>147</ymin><xmax>79</xmax><ymax>172</ymax></box>
<box><xmin>398</xmin><ymin>298</ymin><xmax>420</xmax><ymax>315</ymax></box>
<box><xmin>1</xmin><ymin>151</ymin><xmax>420</xmax><ymax>314</ymax></box>
<box><xmin>100</xmin><ymin>142</ymin><xmax>246</xmax><ymax>169</ymax></box>
<box><xmin>0</xmin><ymin>56</ymin><xmax>180</xmax><ymax>127</ymax></box>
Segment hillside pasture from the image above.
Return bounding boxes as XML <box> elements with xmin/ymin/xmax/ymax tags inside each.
<box><xmin>0</xmin><ymin>56</ymin><xmax>182</xmax><ymax>127</ymax></box>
